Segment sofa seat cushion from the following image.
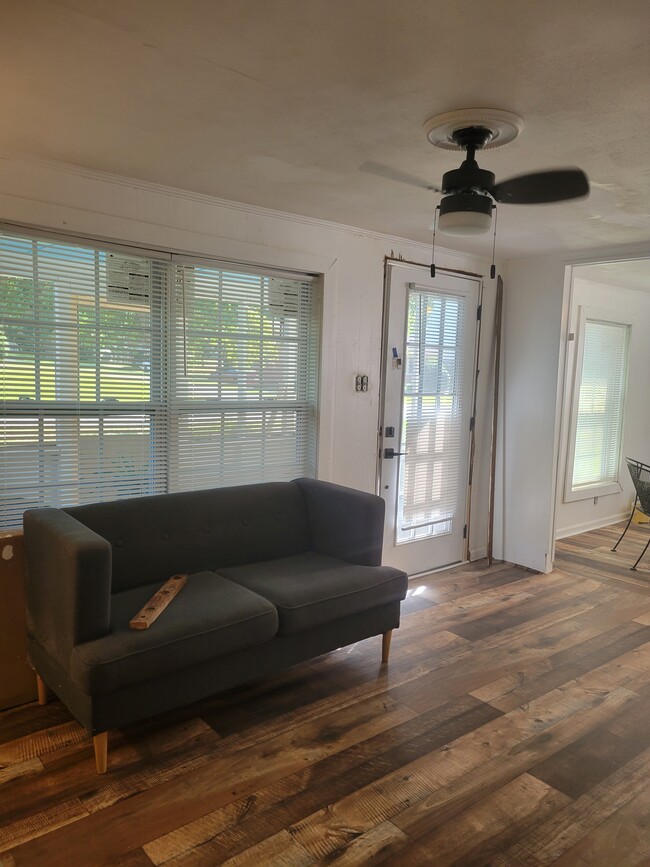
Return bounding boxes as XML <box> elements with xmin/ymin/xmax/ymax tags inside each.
<box><xmin>218</xmin><ymin>553</ymin><xmax>408</xmax><ymax>636</ymax></box>
<box><xmin>71</xmin><ymin>572</ymin><xmax>278</xmax><ymax>694</ymax></box>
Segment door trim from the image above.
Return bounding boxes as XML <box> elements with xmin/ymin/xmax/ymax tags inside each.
<box><xmin>464</xmin><ymin>274</ymin><xmax>485</xmax><ymax>561</ymax></box>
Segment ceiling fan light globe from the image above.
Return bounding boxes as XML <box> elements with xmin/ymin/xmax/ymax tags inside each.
<box><xmin>438</xmin><ymin>210</ymin><xmax>492</xmax><ymax>236</ymax></box>
<box><xmin>438</xmin><ymin>193</ymin><xmax>493</xmax><ymax>235</ymax></box>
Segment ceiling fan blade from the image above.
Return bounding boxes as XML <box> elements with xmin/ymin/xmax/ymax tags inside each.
<box><xmin>359</xmin><ymin>161</ymin><xmax>440</xmax><ymax>192</ymax></box>
<box><xmin>491</xmin><ymin>169</ymin><xmax>589</xmax><ymax>204</ymax></box>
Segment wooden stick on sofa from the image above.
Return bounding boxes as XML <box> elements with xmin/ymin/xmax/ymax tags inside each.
<box><xmin>93</xmin><ymin>732</ymin><xmax>108</xmax><ymax>774</ymax></box>
<box><xmin>129</xmin><ymin>574</ymin><xmax>188</xmax><ymax>630</ymax></box>
<box><xmin>36</xmin><ymin>674</ymin><xmax>48</xmax><ymax>706</ymax></box>
<box><xmin>382</xmin><ymin>630</ymin><xmax>393</xmax><ymax>664</ymax></box>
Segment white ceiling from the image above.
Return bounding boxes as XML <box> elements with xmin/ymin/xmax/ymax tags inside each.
<box><xmin>2</xmin><ymin>0</ymin><xmax>650</xmax><ymax>256</ymax></box>
<box><xmin>575</xmin><ymin>259</ymin><xmax>650</xmax><ymax>292</ymax></box>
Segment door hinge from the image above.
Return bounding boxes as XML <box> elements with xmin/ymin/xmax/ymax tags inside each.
<box><xmin>463</xmin><ymin>524</ymin><xmax>468</xmax><ymax>539</ymax></box>
<box><xmin>469</xmin><ymin>416</ymin><xmax>475</xmax><ymax>431</ymax></box>
<box><xmin>477</xmin><ymin>304</ymin><xmax>482</xmax><ymax>321</ymax></box>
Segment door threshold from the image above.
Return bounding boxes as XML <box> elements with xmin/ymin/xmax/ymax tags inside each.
<box><xmin>407</xmin><ymin>559</ymin><xmax>468</xmax><ymax>579</ymax></box>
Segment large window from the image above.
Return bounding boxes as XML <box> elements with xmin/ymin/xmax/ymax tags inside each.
<box><xmin>0</xmin><ymin>230</ymin><xmax>320</xmax><ymax>528</ymax></box>
<box><xmin>565</xmin><ymin>308</ymin><xmax>630</xmax><ymax>501</ymax></box>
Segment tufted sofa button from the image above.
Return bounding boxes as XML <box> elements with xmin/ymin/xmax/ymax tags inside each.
<box><xmin>161</xmin><ymin>531</ymin><xmax>170</xmax><ymax>541</ymax></box>
<box><xmin>115</xmin><ymin>539</ymin><xmax>124</xmax><ymax>548</ymax></box>
<box><xmin>203</xmin><ymin>526</ymin><xmax>210</xmax><ymax>533</ymax></box>
<box><xmin>241</xmin><ymin>519</ymin><xmax>249</xmax><ymax>527</ymax></box>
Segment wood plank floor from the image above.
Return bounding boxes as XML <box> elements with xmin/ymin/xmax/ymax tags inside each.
<box><xmin>1</xmin><ymin>522</ymin><xmax>650</xmax><ymax>866</ymax></box>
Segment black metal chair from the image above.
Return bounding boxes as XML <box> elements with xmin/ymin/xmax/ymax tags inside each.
<box><xmin>611</xmin><ymin>457</ymin><xmax>650</xmax><ymax>570</ymax></box>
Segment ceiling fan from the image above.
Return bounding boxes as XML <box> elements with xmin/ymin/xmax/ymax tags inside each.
<box><xmin>431</xmin><ymin>124</ymin><xmax>589</xmax><ymax>236</ymax></box>
<box><xmin>362</xmin><ymin>109</ymin><xmax>590</xmax><ymax>238</ymax></box>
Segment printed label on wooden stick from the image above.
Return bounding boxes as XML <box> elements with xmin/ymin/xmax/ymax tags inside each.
<box><xmin>129</xmin><ymin>574</ymin><xmax>188</xmax><ymax>630</ymax></box>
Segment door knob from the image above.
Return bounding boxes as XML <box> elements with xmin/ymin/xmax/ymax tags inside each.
<box><xmin>384</xmin><ymin>448</ymin><xmax>407</xmax><ymax>459</ymax></box>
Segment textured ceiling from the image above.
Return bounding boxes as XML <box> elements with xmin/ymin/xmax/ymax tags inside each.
<box><xmin>2</xmin><ymin>0</ymin><xmax>650</xmax><ymax>256</ymax></box>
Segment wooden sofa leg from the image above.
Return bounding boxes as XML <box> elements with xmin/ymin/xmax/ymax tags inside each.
<box><xmin>36</xmin><ymin>674</ymin><xmax>48</xmax><ymax>706</ymax></box>
<box><xmin>381</xmin><ymin>630</ymin><xmax>393</xmax><ymax>664</ymax></box>
<box><xmin>93</xmin><ymin>732</ymin><xmax>108</xmax><ymax>774</ymax></box>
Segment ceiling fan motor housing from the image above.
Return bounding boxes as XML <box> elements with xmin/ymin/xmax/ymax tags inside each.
<box><xmin>442</xmin><ymin>127</ymin><xmax>496</xmax><ymax>194</ymax></box>
<box><xmin>442</xmin><ymin>163</ymin><xmax>495</xmax><ymax>195</ymax></box>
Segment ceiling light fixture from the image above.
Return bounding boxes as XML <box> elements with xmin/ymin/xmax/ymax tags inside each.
<box><xmin>430</xmin><ymin>198</ymin><xmax>499</xmax><ymax>279</ymax></box>
<box><xmin>438</xmin><ymin>192</ymin><xmax>493</xmax><ymax>236</ymax></box>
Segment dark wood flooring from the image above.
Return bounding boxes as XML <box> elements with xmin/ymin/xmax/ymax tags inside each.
<box><xmin>1</xmin><ymin>522</ymin><xmax>650</xmax><ymax>865</ymax></box>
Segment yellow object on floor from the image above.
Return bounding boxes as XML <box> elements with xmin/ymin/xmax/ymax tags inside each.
<box><xmin>632</xmin><ymin>508</ymin><xmax>649</xmax><ymax>525</ymax></box>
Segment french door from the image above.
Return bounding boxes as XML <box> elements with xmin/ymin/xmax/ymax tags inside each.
<box><xmin>379</xmin><ymin>262</ymin><xmax>479</xmax><ymax>575</ymax></box>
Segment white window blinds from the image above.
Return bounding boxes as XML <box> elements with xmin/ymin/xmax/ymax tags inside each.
<box><xmin>397</xmin><ymin>288</ymin><xmax>466</xmax><ymax>542</ymax></box>
<box><xmin>571</xmin><ymin>319</ymin><xmax>629</xmax><ymax>490</ymax></box>
<box><xmin>168</xmin><ymin>263</ymin><xmax>319</xmax><ymax>492</ymax></box>
<box><xmin>0</xmin><ymin>230</ymin><xmax>320</xmax><ymax>529</ymax></box>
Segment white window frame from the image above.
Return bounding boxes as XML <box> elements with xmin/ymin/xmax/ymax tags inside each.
<box><xmin>564</xmin><ymin>305</ymin><xmax>632</xmax><ymax>502</ymax></box>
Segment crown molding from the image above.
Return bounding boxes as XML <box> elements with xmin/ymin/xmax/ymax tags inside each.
<box><xmin>0</xmin><ymin>151</ymin><xmax>489</xmax><ymax>270</ymax></box>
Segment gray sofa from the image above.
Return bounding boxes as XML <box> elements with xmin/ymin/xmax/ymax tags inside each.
<box><xmin>23</xmin><ymin>478</ymin><xmax>408</xmax><ymax>772</ymax></box>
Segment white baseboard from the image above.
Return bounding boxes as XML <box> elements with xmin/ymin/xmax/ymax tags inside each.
<box><xmin>555</xmin><ymin>511</ymin><xmax>630</xmax><ymax>540</ymax></box>
<box><xmin>470</xmin><ymin>545</ymin><xmax>487</xmax><ymax>561</ymax></box>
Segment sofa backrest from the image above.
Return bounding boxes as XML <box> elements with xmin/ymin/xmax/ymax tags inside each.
<box><xmin>65</xmin><ymin>481</ymin><xmax>311</xmax><ymax>592</ymax></box>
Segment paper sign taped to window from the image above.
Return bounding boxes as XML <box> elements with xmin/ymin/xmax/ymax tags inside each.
<box><xmin>107</xmin><ymin>254</ymin><xmax>151</xmax><ymax>305</ymax></box>
<box><xmin>265</xmin><ymin>278</ymin><xmax>306</xmax><ymax>318</ymax></box>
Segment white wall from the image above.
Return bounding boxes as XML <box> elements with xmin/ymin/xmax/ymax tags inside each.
<box><xmin>555</xmin><ymin>276</ymin><xmax>650</xmax><ymax>538</ymax></box>
<box><xmin>497</xmin><ymin>254</ymin><xmax>568</xmax><ymax>572</ymax></box>
<box><xmin>0</xmin><ymin>155</ymin><xmax>497</xmax><ymax>560</ymax></box>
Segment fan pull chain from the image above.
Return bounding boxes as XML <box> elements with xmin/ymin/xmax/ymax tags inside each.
<box><xmin>490</xmin><ymin>206</ymin><xmax>498</xmax><ymax>279</ymax></box>
<box><xmin>430</xmin><ymin>205</ymin><xmax>440</xmax><ymax>278</ymax></box>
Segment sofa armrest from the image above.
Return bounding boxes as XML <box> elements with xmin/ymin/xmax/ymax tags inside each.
<box><xmin>23</xmin><ymin>509</ymin><xmax>112</xmax><ymax>665</ymax></box>
<box><xmin>294</xmin><ymin>478</ymin><xmax>385</xmax><ymax>566</ymax></box>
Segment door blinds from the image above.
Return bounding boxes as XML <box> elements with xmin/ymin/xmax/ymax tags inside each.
<box><xmin>0</xmin><ymin>230</ymin><xmax>320</xmax><ymax>529</ymax></box>
<box><xmin>572</xmin><ymin>319</ymin><xmax>629</xmax><ymax>490</ymax></box>
<box><xmin>397</xmin><ymin>287</ymin><xmax>466</xmax><ymax>542</ymax></box>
